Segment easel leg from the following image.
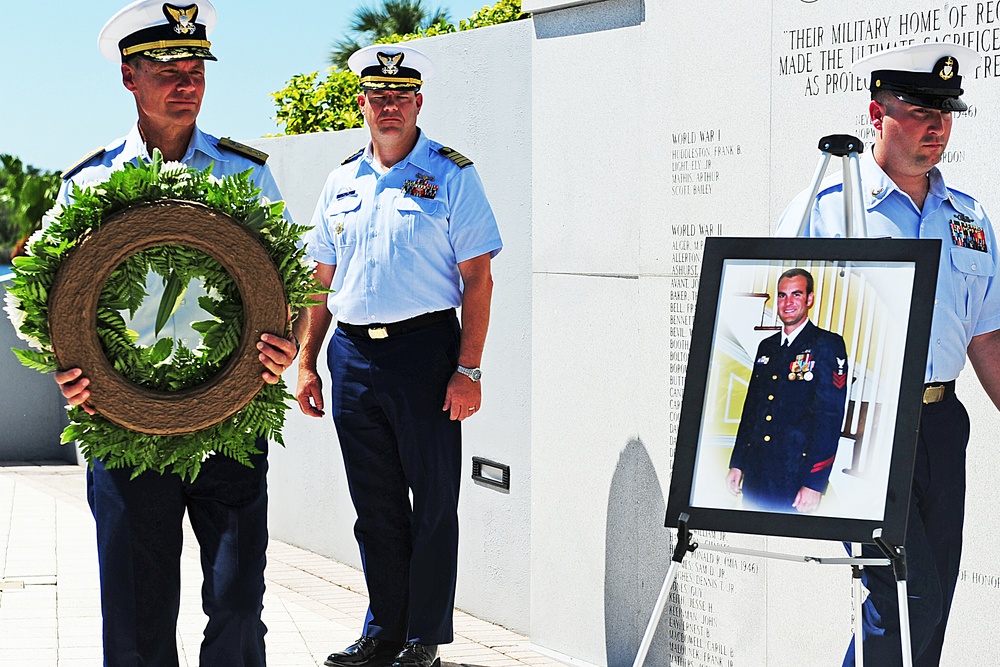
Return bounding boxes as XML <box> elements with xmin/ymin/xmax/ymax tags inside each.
<box><xmin>851</xmin><ymin>542</ymin><xmax>864</xmax><ymax>667</ymax></box>
<box><xmin>632</xmin><ymin>513</ymin><xmax>698</xmax><ymax>667</ymax></box>
<box><xmin>874</xmin><ymin>530</ymin><xmax>913</xmax><ymax>667</ymax></box>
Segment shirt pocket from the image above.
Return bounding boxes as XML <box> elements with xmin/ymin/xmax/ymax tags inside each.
<box><xmin>950</xmin><ymin>246</ymin><xmax>995</xmax><ymax>321</ymax></box>
<box><xmin>393</xmin><ymin>195</ymin><xmax>443</xmax><ymax>248</ymax></box>
<box><xmin>325</xmin><ymin>194</ymin><xmax>362</xmax><ymax>250</ymax></box>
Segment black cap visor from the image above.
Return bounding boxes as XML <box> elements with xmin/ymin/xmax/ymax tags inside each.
<box><xmin>882</xmin><ymin>85</ymin><xmax>968</xmax><ymax>112</ymax></box>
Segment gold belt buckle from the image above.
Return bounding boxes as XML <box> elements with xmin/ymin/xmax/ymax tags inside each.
<box><xmin>367</xmin><ymin>326</ymin><xmax>389</xmax><ymax>340</ymax></box>
<box><xmin>923</xmin><ymin>385</ymin><xmax>945</xmax><ymax>404</ymax></box>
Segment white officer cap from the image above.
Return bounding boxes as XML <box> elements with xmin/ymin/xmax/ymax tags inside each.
<box><xmin>99</xmin><ymin>0</ymin><xmax>218</xmax><ymax>63</ymax></box>
<box><xmin>852</xmin><ymin>43</ymin><xmax>980</xmax><ymax>112</ymax></box>
<box><xmin>348</xmin><ymin>44</ymin><xmax>434</xmax><ymax>91</ymax></box>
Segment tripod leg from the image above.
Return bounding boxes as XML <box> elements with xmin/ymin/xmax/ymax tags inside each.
<box><xmin>631</xmin><ymin>560</ymin><xmax>681</xmax><ymax>667</ymax></box>
<box><xmin>633</xmin><ymin>515</ymin><xmax>697</xmax><ymax>667</ymax></box>
<box><xmin>851</xmin><ymin>542</ymin><xmax>864</xmax><ymax>667</ymax></box>
<box><xmin>842</xmin><ymin>154</ymin><xmax>856</xmax><ymax>237</ymax></box>
<box><xmin>897</xmin><ymin>579</ymin><xmax>914</xmax><ymax>667</ymax></box>
<box><xmin>796</xmin><ymin>152</ymin><xmax>833</xmax><ymax>236</ymax></box>
<box><xmin>847</xmin><ymin>152</ymin><xmax>868</xmax><ymax>238</ymax></box>
<box><xmin>873</xmin><ymin>530</ymin><xmax>912</xmax><ymax>667</ymax></box>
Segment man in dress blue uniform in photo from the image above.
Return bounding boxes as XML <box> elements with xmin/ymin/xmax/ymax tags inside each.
<box><xmin>53</xmin><ymin>2</ymin><xmax>297</xmax><ymax>664</ymax></box>
<box><xmin>295</xmin><ymin>44</ymin><xmax>502</xmax><ymax>667</ymax></box>
<box><xmin>726</xmin><ymin>268</ymin><xmax>849</xmax><ymax>513</ymax></box>
<box><xmin>776</xmin><ymin>43</ymin><xmax>1000</xmax><ymax>666</ymax></box>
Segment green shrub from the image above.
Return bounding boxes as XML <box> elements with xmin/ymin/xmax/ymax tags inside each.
<box><xmin>272</xmin><ymin>0</ymin><xmax>528</xmax><ymax>136</ymax></box>
<box><xmin>460</xmin><ymin>0</ymin><xmax>527</xmax><ymax>30</ymax></box>
<box><xmin>271</xmin><ymin>69</ymin><xmax>364</xmax><ymax>135</ymax></box>
<box><xmin>0</xmin><ymin>155</ymin><xmax>61</xmax><ymax>264</ymax></box>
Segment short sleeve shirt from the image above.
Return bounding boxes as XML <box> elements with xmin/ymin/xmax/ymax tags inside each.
<box><xmin>775</xmin><ymin>151</ymin><xmax>1000</xmax><ymax>382</ymax></box>
<box><xmin>305</xmin><ymin>129</ymin><xmax>502</xmax><ymax>325</ymax></box>
<box><xmin>56</xmin><ymin>124</ymin><xmax>287</xmax><ymax>345</ymax></box>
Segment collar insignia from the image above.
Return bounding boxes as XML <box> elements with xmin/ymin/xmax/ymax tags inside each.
<box><xmin>378</xmin><ymin>51</ymin><xmax>404</xmax><ymax>76</ymax></box>
<box><xmin>164</xmin><ymin>4</ymin><xmax>199</xmax><ymax>35</ymax></box>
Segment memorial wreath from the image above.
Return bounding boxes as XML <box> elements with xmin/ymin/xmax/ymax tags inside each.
<box><xmin>4</xmin><ymin>150</ymin><xmax>323</xmax><ymax>480</ymax></box>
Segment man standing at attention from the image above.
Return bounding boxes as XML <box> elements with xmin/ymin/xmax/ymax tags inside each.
<box><xmin>295</xmin><ymin>45</ymin><xmax>502</xmax><ymax>667</ymax></box>
<box><xmin>54</xmin><ymin>1</ymin><xmax>297</xmax><ymax>664</ymax></box>
<box><xmin>776</xmin><ymin>43</ymin><xmax>1000</xmax><ymax>666</ymax></box>
<box><xmin>726</xmin><ymin>267</ymin><xmax>848</xmax><ymax>513</ymax></box>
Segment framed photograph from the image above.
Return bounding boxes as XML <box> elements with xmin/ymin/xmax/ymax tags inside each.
<box><xmin>665</xmin><ymin>237</ymin><xmax>941</xmax><ymax>544</ymax></box>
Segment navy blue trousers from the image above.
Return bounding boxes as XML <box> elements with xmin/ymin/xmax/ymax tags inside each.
<box><xmin>843</xmin><ymin>394</ymin><xmax>969</xmax><ymax>667</ymax></box>
<box><xmin>87</xmin><ymin>441</ymin><xmax>269</xmax><ymax>667</ymax></box>
<box><xmin>328</xmin><ymin>317</ymin><xmax>462</xmax><ymax>645</ymax></box>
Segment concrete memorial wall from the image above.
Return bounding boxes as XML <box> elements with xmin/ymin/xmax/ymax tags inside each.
<box><xmin>530</xmin><ymin>1</ymin><xmax>1000</xmax><ymax>666</ymax></box>
<box><xmin>254</xmin><ymin>1</ymin><xmax>1000</xmax><ymax>665</ymax></box>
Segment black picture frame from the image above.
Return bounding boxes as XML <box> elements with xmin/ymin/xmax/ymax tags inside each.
<box><xmin>665</xmin><ymin>236</ymin><xmax>940</xmax><ymax>545</ymax></box>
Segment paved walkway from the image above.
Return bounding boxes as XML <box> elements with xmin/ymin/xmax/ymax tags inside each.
<box><xmin>0</xmin><ymin>463</ymin><xmax>566</xmax><ymax>667</ymax></box>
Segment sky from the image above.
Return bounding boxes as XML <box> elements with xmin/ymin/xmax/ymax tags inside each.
<box><xmin>1</xmin><ymin>0</ymin><xmax>490</xmax><ymax>173</ymax></box>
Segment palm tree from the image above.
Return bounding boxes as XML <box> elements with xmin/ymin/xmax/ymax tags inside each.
<box><xmin>330</xmin><ymin>0</ymin><xmax>451</xmax><ymax>70</ymax></box>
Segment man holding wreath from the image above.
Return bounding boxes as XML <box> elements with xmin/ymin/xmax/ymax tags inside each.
<box><xmin>53</xmin><ymin>1</ymin><xmax>297</xmax><ymax>664</ymax></box>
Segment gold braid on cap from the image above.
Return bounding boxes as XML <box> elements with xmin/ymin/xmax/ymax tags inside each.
<box><xmin>123</xmin><ymin>39</ymin><xmax>212</xmax><ymax>56</ymax></box>
<box><xmin>360</xmin><ymin>75</ymin><xmax>423</xmax><ymax>88</ymax></box>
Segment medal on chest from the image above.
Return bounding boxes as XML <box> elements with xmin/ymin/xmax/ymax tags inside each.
<box><xmin>403</xmin><ymin>172</ymin><xmax>439</xmax><ymax>199</ymax></box>
<box><xmin>949</xmin><ymin>213</ymin><xmax>988</xmax><ymax>253</ymax></box>
<box><xmin>789</xmin><ymin>352</ymin><xmax>814</xmax><ymax>381</ymax></box>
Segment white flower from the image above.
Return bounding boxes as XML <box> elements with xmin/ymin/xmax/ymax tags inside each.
<box><xmin>160</xmin><ymin>161</ymin><xmax>193</xmax><ymax>185</ymax></box>
<box><xmin>3</xmin><ymin>289</ymin><xmax>43</xmax><ymax>350</ymax></box>
<box><xmin>75</xmin><ymin>181</ymin><xmax>107</xmax><ymax>197</ymax></box>
<box><xmin>41</xmin><ymin>203</ymin><xmax>63</xmax><ymax>230</ymax></box>
<box><xmin>25</xmin><ymin>227</ymin><xmax>46</xmax><ymax>250</ymax></box>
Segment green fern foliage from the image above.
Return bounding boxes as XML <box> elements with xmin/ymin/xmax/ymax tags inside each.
<box><xmin>6</xmin><ymin>149</ymin><xmax>327</xmax><ymax>481</ymax></box>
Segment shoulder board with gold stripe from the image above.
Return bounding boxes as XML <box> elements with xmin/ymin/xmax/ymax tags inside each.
<box><xmin>62</xmin><ymin>147</ymin><xmax>106</xmax><ymax>181</ymax></box>
<box><xmin>217</xmin><ymin>137</ymin><xmax>268</xmax><ymax>165</ymax></box>
<box><xmin>438</xmin><ymin>147</ymin><xmax>473</xmax><ymax>168</ymax></box>
<box><xmin>342</xmin><ymin>147</ymin><xmax>365</xmax><ymax>165</ymax></box>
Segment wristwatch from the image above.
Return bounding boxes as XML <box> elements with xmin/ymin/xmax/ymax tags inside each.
<box><xmin>456</xmin><ymin>365</ymin><xmax>482</xmax><ymax>382</ymax></box>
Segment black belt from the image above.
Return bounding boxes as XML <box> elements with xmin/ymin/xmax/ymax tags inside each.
<box><xmin>922</xmin><ymin>381</ymin><xmax>955</xmax><ymax>404</ymax></box>
<box><xmin>338</xmin><ymin>309</ymin><xmax>455</xmax><ymax>340</ymax></box>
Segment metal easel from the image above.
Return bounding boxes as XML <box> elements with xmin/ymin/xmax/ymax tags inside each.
<box><xmin>630</xmin><ymin>516</ymin><xmax>905</xmax><ymax>667</ymax></box>
<box><xmin>633</xmin><ymin>136</ymin><xmax>914</xmax><ymax>667</ymax></box>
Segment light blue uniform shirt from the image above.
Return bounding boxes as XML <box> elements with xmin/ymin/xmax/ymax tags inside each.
<box><xmin>306</xmin><ymin>129</ymin><xmax>502</xmax><ymax>325</ymax></box>
<box><xmin>775</xmin><ymin>151</ymin><xmax>1000</xmax><ymax>382</ymax></box>
<box><xmin>57</xmin><ymin>124</ymin><xmax>286</xmax><ymax>345</ymax></box>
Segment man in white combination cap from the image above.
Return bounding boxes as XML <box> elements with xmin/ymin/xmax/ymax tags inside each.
<box><xmin>296</xmin><ymin>44</ymin><xmax>502</xmax><ymax>667</ymax></box>
<box><xmin>776</xmin><ymin>43</ymin><xmax>1000</xmax><ymax>666</ymax></box>
<box><xmin>55</xmin><ymin>2</ymin><xmax>296</xmax><ymax>664</ymax></box>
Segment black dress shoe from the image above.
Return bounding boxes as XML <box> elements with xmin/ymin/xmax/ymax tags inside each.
<box><xmin>391</xmin><ymin>643</ymin><xmax>440</xmax><ymax>667</ymax></box>
<box><xmin>325</xmin><ymin>636</ymin><xmax>405</xmax><ymax>667</ymax></box>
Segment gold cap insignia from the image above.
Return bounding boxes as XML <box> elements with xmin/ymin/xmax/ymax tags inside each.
<box><xmin>377</xmin><ymin>52</ymin><xmax>403</xmax><ymax>76</ymax></box>
<box><xmin>939</xmin><ymin>56</ymin><xmax>955</xmax><ymax>80</ymax></box>
<box><xmin>163</xmin><ymin>4</ymin><xmax>199</xmax><ymax>36</ymax></box>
